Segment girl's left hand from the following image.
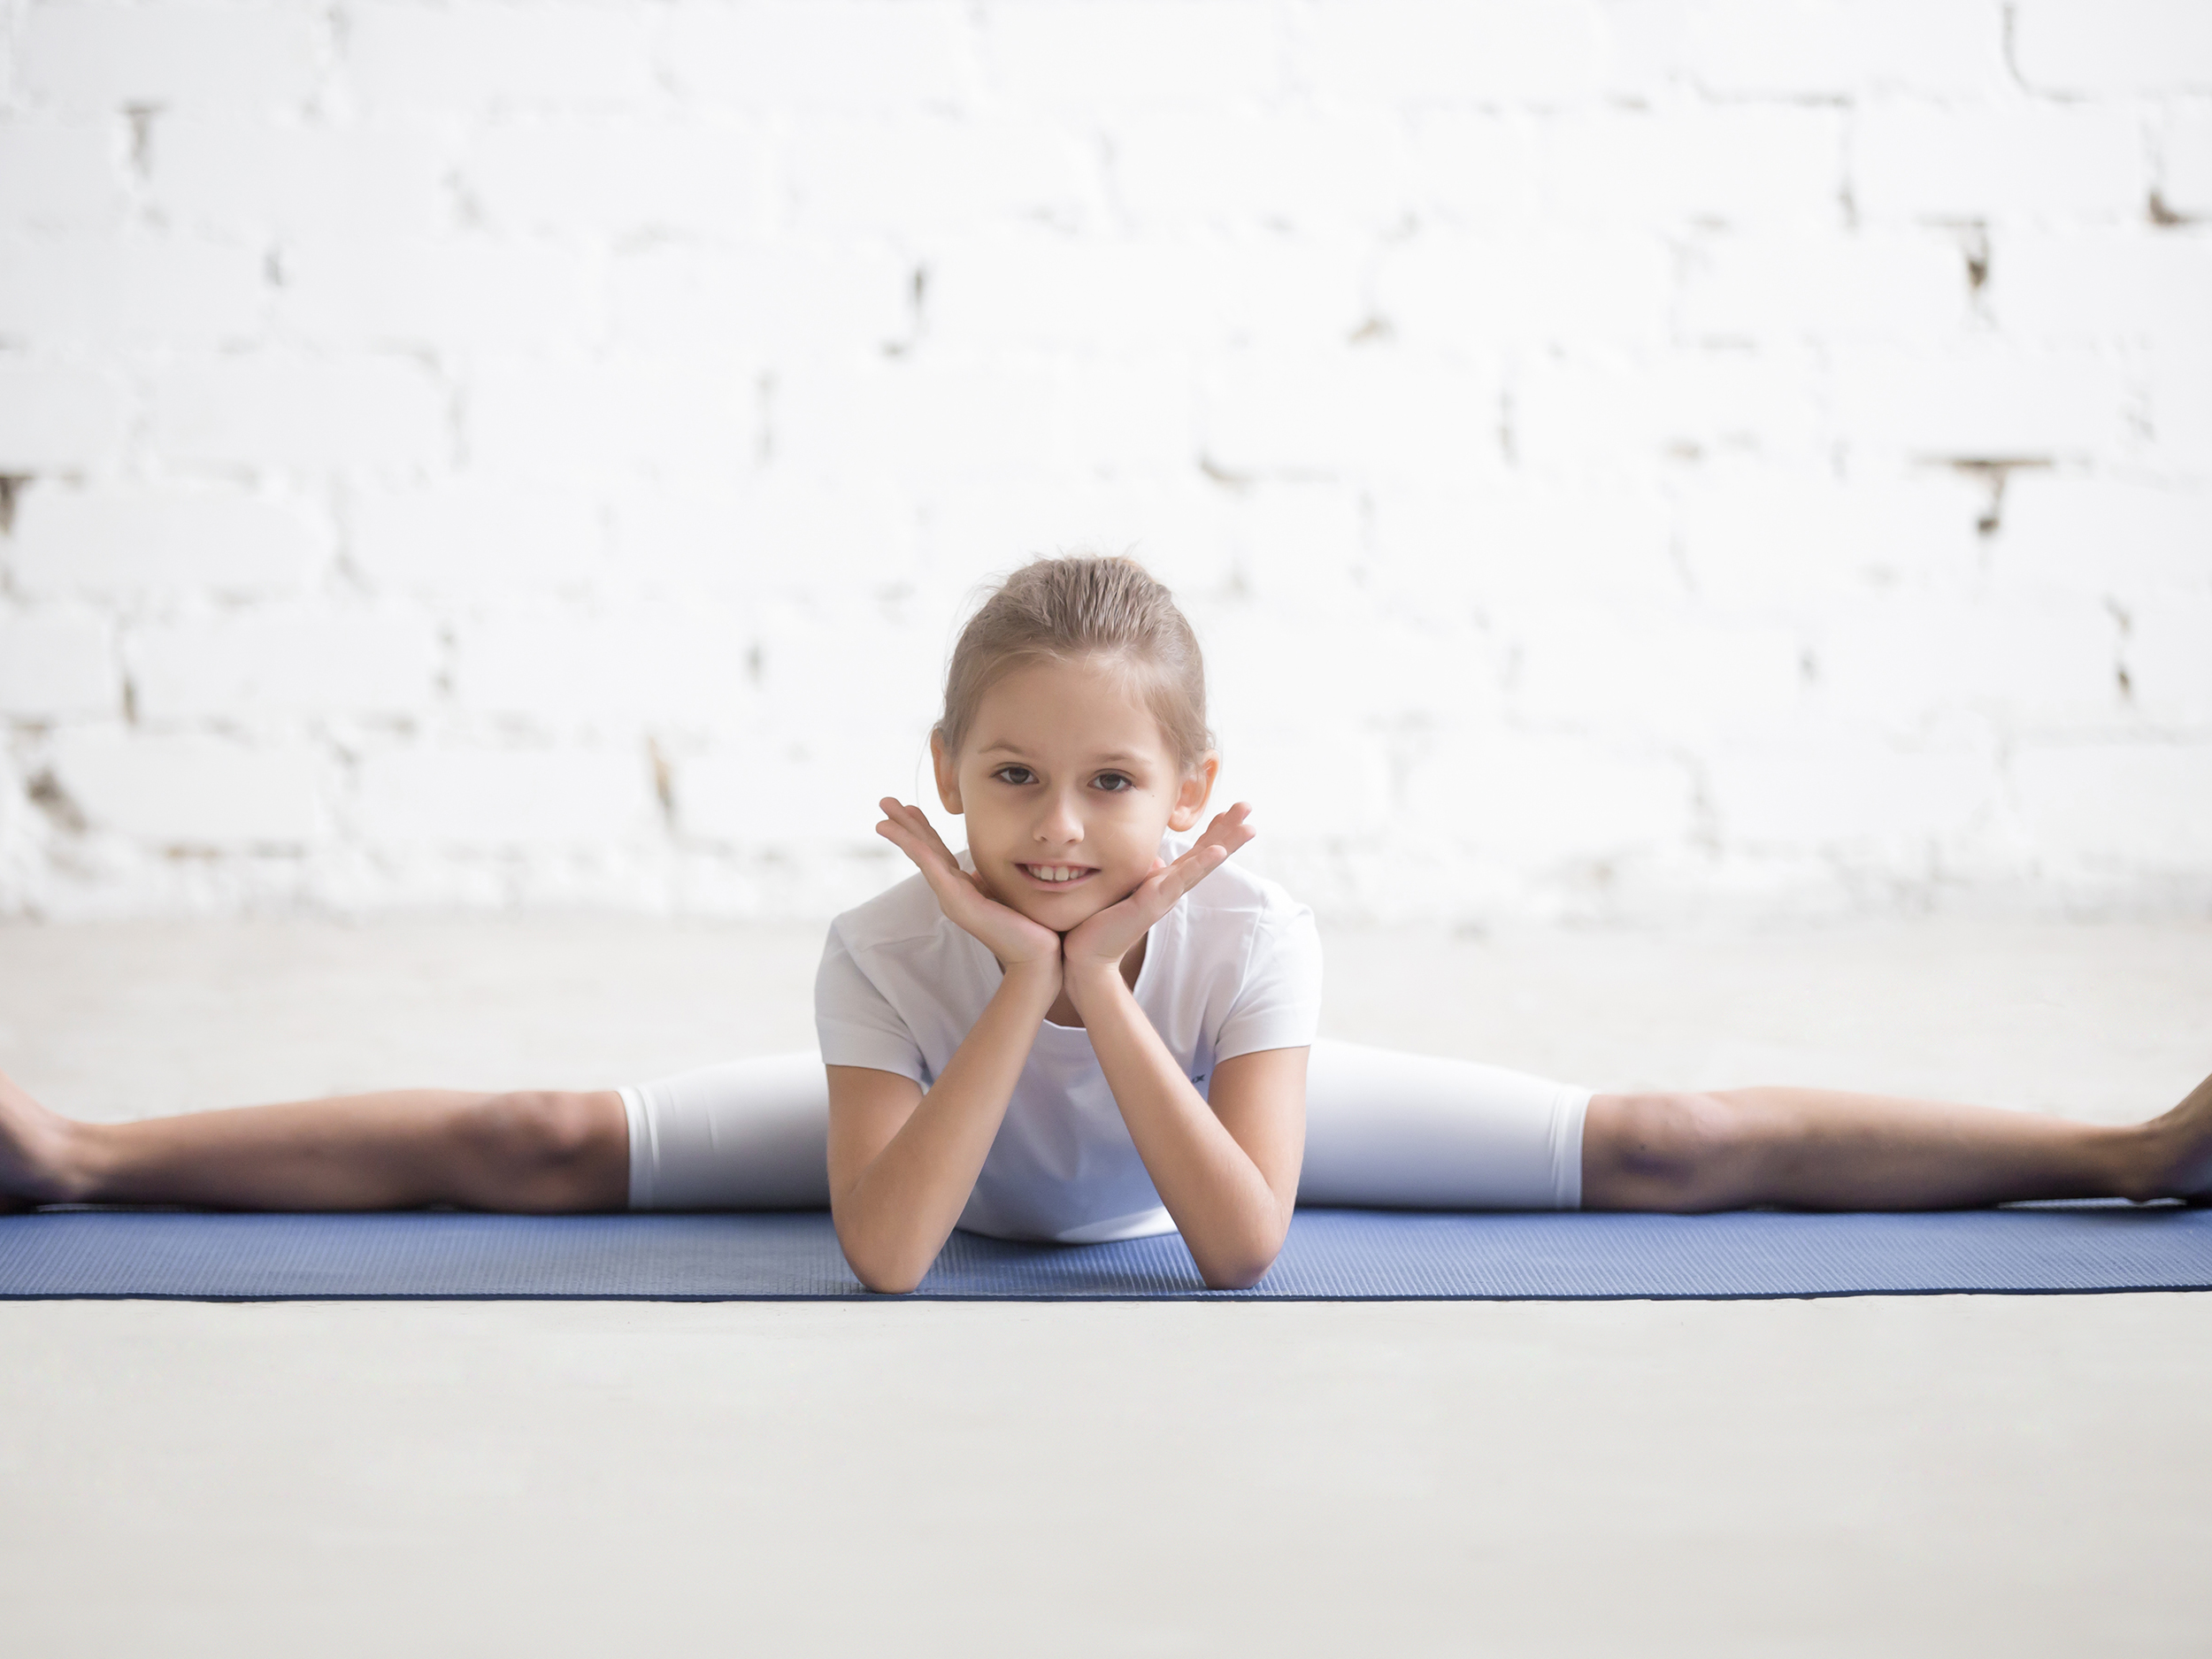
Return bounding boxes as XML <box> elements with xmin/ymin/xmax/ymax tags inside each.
<box><xmin>1062</xmin><ymin>803</ymin><xmax>1256</xmax><ymax>982</ymax></box>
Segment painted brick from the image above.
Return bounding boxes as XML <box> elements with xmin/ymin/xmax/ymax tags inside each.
<box><xmin>0</xmin><ymin>0</ymin><xmax>2202</xmax><ymax>918</ymax></box>
<box><xmin>2165</xmin><ymin>105</ymin><xmax>2212</xmax><ymax>216</ymax></box>
<box><xmin>128</xmin><ymin>612</ymin><xmax>440</xmax><ymax>721</ymax></box>
<box><xmin>1993</xmin><ymin>475</ymin><xmax>2212</xmax><ymax>601</ymax></box>
<box><xmin>0</xmin><ymin>234</ymin><xmax>267</xmax><ymax>342</ymax></box>
<box><xmin>450</xmin><ymin>605</ymin><xmax>756</xmax><ymax>733</ymax></box>
<box><xmin>349</xmin><ymin>482</ymin><xmax>605</xmax><ymax>597</ymax></box>
<box><xmin>1403</xmin><ymin>113</ymin><xmax>1546</xmax><ymax>225</ymax></box>
<box><xmin>984</xmin><ymin>2</ymin><xmax>1281</xmax><ymax>105</ymax></box>
<box><xmin>610</xmin><ymin>477</ymin><xmax>918</xmax><ymax>598</ymax></box>
<box><xmin>1985</xmin><ymin>231</ymin><xmax>2212</xmax><ymax>350</ymax></box>
<box><xmin>1677</xmin><ymin>469</ymin><xmax>1986</xmax><ymax>613</ymax></box>
<box><xmin>1814</xmin><ymin>600</ymin><xmax>2124</xmax><ymax>733</ymax></box>
<box><xmin>0</xmin><ymin>122</ymin><xmax>126</xmax><ymax>229</ymax></box>
<box><xmin>346</xmin><ymin>4</ymin><xmax>654</xmax><ymax>109</ymax></box>
<box><xmin>469</xmin><ymin>356</ymin><xmax>754</xmax><ymax>480</ymax></box>
<box><xmin>0</xmin><ymin>360</ymin><xmax>128</xmax><ymax>469</ymax></box>
<box><xmin>2013</xmin><ymin>0</ymin><xmax>2212</xmax><ymax>94</ymax></box>
<box><xmin>663</xmin><ymin>2</ymin><xmax>977</xmax><ymax>108</ymax></box>
<box><xmin>1203</xmin><ymin>350</ymin><xmax>1502</xmax><ymax>480</ymax></box>
<box><xmin>9</xmin><ymin>484</ymin><xmax>326</xmax><ymax>597</ymax></box>
<box><xmin>278</xmin><ymin>238</ymin><xmax>599</xmax><ymax>349</ymax></box>
<box><xmin>775</xmin><ymin>356</ymin><xmax>1193</xmax><ymax>484</ymax></box>
<box><xmin>1512</xmin><ymin>349</ymin><xmax>1826</xmax><ymax>472</ymax></box>
<box><xmin>791</xmin><ymin>116</ymin><xmax>1100</xmax><ymax>234</ymax></box>
<box><xmin>1368</xmin><ymin>479</ymin><xmax>1680</xmax><ymax>611</ymax></box>
<box><xmin>52</xmin><ymin>728</ymin><xmax>324</xmax><ymax>845</ymax></box>
<box><xmin>150</xmin><ymin>357</ymin><xmax>449</xmax><ymax>469</ymax></box>
<box><xmin>1542</xmin><ymin>108</ymin><xmax>1844</xmax><ymax>226</ymax></box>
<box><xmin>607</xmin><ymin>244</ymin><xmax>908</xmax><ymax>359</ymax></box>
<box><xmin>1301</xmin><ymin>0</ymin><xmax>1608</xmax><ymax>104</ymax></box>
<box><xmin>0</xmin><ymin>611</ymin><xmax>118</xmax><ymax>717</ymax></box>
<box><xmin>1375</xmin><ymin>231</ymin><xmax>1671</xmax><ymax>350</ymax></box>
<box><xmin>357</xmin><ymin>746</ymin><xmax>655</xmax><ymax>846</ymax></box>
<box><xmin>1829</xmin><ymin>349</ymin><xmax>2133</xmax><ymax>457</ymax></box>
<box><xmin>17</xmin><ymin>5</ymin><xmax>326</xmax><ymax>111</ymax></box>
<box><xmin>1211</xmin><ymin>721</ymin><xmax>1395</xmax><ymax>840</ymax></box>
<box><xmin>1678</xmin><ymin>232</ymin><xmax>1970</xmax><ymax>344</ymax></box>
<box><xmin>1511</xmin><ymin>608</ymin><xmax>1807</xmax><ymax>741</ymax></box>
<box><xmin>1856</xmin><ymin>105</ymin><xmax>2145</xmax><ymax>222</ymax></box>
<box><xmin>1110</xmin><ymin>110</ymin><xmax>1404</xmax><ymax>230</ymax></box>
<box><xmin>675</xmin><ymin>741</ymin><xmax>923</xmax><ymax>849</ymax></box>
<box><xmin>465</xmin><ymin>120</ymin><xmax>764</xmax><ymax>239</ymax></box>
<box><xmin>927</xmin><ymin>237</ymin><xmax>1226</xmax><ymax>353</ymax></box>
<box><xmin>1402</xmin><ymin>732</ymin><xmax>1696</xmax><ymax>863</ymax></box>
<box><xmin>1709</xmin><ymin>734</ymin><xmax>1997</xmax><ymax>846</ymax></box>
<box><xmin>2013</xmin><ymin>742</ymin><xmax>2212</xmax><ymax>867</ymax></box>
<box><xmin>2148</xmin><ymin>347</ymin><xmax>2212</xmax><ymax>474</ymax></box>
<box><xmin>2124</xmin><ymin>595</ymin><xmax>2212</xmax><ymax>726</ymax></box>
<box><xmin>154</xmin><ymin>119</ymin><xmax>451</xmax><ymax>236</ymax></box>
<box><xmin>1682</xmin><ymin>0</ymin><xmax>2010</xmax><ymax>98</ymax></box>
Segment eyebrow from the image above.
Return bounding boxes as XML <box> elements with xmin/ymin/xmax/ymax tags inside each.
<box><xmin>979</xmin><ymin>743</ymin><xmax>1150</xmax><ymax>766</ymax></box>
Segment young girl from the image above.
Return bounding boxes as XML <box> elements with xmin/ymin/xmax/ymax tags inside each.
<box><xmin>3</xmin><ymin>556</ymin><xmax>2208</xmax><ymax>1292</ymax></box>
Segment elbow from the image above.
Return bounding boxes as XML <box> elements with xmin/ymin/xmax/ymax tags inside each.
<box><xmin>1194</xmin><ymin>1233</ymin><xmax>1286</xmax><ymax>1292</ymax></box>
<box><xmin>833</xmin><ymin>1216</ymin><xmax>930</xmax><ymax>1295</ymax></box>
<box><xmin>841</xmin><ymin>1240</ymin><xmax>929</xmax><ymax>1295</ymax></box>
<box><xmin>855</xmin><ymin>1266</ymin><xmax>923</xmax><ymax>1296</ymax></box>
<box><xmin>1198</xmin><ymin>1255</ymin><xmax>1277</xmax><ymax>1292</ymax></box>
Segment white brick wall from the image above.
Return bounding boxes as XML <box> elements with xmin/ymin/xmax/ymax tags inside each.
<box><xmin>0</xmin><ymin>0</ymin><xmax>2206</xmax><ymax>922</ymax></box>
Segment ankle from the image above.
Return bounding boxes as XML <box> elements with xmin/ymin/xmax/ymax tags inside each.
<box><xmin>2112</xmin><ymin>1120</ymin><xmax>2177</xmax><ymax>1204</ymax></box>
<box><xmin>28</xmin><ymin>1117</ymin><xmax>103</xmax><ymax>1205</ymax></box>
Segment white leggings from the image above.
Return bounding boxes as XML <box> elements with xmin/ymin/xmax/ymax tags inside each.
<box><xmin>618</xmin><ymin>1041</ymin><xmax>1592</xmax><ymax>1214</ymax></box>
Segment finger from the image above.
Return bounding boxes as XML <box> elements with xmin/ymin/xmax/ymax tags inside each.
<box><xmin>1141</xmin><ymin>840</ymin><xmax>1232</xmax><ymax>912</ymax></box>
<box><xmin>1195</xmin><ymin>802</ymin><xmax>1256</xmax><ymax>855</ymax></box>
<box><xmin>892</xmin><ymin>800</ymin><xmax>965</xmax><ymax>869</ymax></box>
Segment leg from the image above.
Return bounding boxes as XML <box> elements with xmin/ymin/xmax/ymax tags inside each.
<box><xmin>1581</xmin><ymin>1073</ymin><xmax>2212</xmax><ymax>1211</ymax></box>
<box><xmin>0</xmin><ymin>1068</ymin><xmax>626</xmax><ymax>1213</ymax></box>
<box><xmin>1298</xmin><ymin>1041</ymin><xmax>1588</xmax><ymax>1210</ymax></box>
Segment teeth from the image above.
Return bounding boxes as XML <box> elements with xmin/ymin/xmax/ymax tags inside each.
<box><xmin>1029</xmin><ymin>864</ymin><xmax>1087</xmax><ymax>883</ymax></box>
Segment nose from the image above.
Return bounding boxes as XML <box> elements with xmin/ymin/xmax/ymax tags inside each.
<box><xmin>1033</xmin><ymin>787</ymin><xmax>1084</xmax><ymax>849</ymax></box>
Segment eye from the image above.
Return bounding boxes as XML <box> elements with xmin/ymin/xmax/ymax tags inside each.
<box><xmin>992</xmin><ymin>765</ymin><xmax>1036</xmax><ymax>786</ymax></box>
<box><xmin>1092</xmin><ymin>772</ymin><xmax>1134</xmax><ymax>793</ymax></box>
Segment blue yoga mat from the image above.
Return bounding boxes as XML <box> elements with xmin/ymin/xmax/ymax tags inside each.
<box><xmin>3</xmin><ymin>1202</ymin><xmax>2208</xmax><ymax>1300</ymax></box>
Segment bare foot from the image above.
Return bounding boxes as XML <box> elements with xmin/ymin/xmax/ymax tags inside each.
<box><xmin>0</xmin><ymin>1069</ymin><xmax>87</xmax><ymax>1207</ymax></box>
<box><xmin>2143</xmin><ymin>1071</ymin><xmax>2212</xmax><ymax>1202</ymax></box>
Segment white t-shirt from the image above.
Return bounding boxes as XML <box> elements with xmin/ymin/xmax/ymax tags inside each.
<box><xmin>813</xmin><ymin>827</ymin><xmax>1324</xmax><ymax>1244</ymax></box>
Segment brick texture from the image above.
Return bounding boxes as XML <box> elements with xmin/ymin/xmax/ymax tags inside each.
<box><xmin>0</xmin><ymin>0</ymin><xmax>2206</xmax><ymax>920</ymax></box>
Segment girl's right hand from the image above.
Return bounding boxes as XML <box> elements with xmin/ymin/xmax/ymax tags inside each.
<box><xmin>875</xmin><ymin>799</ymin><xmax>1064</xmax><ymax>978</ymax></box>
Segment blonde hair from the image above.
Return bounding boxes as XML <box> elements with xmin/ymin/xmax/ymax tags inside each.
<box><xmin>936</xmin><ymin>555</ymin><xmax>1214</xmax><ymax>772</ymax></box>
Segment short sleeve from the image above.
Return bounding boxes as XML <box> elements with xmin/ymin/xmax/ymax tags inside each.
<box><xmin>813</xmin><ymin>925</ymin><xmax>928</xmax><ymax>1084</ymax></box>
<box><xmin>1214</xmin><ymin>900</ymin><xmax>1325</xmax><ymax>1063</ymax></box>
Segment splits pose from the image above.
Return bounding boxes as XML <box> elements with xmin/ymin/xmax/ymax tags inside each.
<box><xmin>4</xmin><ymin>556</ymin><xmax>2208</xmax><ymax>1291</ymax></box>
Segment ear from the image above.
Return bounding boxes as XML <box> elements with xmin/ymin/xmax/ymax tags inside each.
<box><xmin>930</xmin><ymin>728</ymin><xmax>964</xmax><ymax>816</ymax></box>
<box><xmin>1166</xmin><ymin>752</ymin><xmax>1219</xmax><ymax>832</ymax></box>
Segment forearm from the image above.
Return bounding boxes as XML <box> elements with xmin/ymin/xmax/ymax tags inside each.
<box><xmin>833</xmin><ymin>962</ymin><xmax>1060</xmax><ymax>1292</ymax></box>
<box><xmin>1068</xmin><ymin>967</ymin><xmax>1290</xmax><ymax>1288</ymax></box>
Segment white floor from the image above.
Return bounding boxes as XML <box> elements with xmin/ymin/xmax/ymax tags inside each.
<box><xmin>4</xmin><ymin>916</ymin><xmax>2209</xmax><ymax>1656</ymax></box>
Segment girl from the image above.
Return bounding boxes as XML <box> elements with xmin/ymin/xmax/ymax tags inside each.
<box><xmin>3</xmin><ymin>556</ymin><xmax>2208</xmax><ymax>1293</ymax></box>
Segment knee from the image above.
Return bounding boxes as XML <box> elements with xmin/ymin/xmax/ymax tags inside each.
<box><xmin>453</xmin><ymin>1090</ymin><xmax>613</xmax><ymax>1179</ymax></box>
<box><xmin>1588</xmin><ymin>1091</ymin><xmax>1747</xmax><ymax>1210</ymax></box>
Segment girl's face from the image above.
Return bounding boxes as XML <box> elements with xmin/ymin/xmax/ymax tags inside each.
<box><xmin>932</xmin><ymin>655</ymin><xmax>1217</xmax><ymax>930</ymax></box>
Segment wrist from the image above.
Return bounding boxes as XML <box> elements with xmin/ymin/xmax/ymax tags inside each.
<box><xmin>1000</xmin><ymin>955</ymin><xmax>1064</xmax><ymax>999</ymax></box>
<box><xmin>1064</xmin><ymin>957</ymin><xmax>1131</xmax><ymax>1009</ymax></box>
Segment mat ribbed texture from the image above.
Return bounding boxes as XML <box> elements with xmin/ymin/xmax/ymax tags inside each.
<box><xmin>4</xmin><ymin>1202</ymin><xmax>2209</xmax><ymax>1300</ymax></box>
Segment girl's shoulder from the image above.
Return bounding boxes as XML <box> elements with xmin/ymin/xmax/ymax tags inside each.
<box><xmin>1159</xmin><ymin>827</ymin><xmax>1314</xmax><ymax>938</ymax></box>
<box><xmin>829</xmin><ymin>868</ymin><xmax>959</xmax><ymax>957</ymax></box>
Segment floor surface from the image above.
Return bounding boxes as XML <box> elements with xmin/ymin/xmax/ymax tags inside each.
<box><xmin>4</xmin><ymin>915</ymin><xmax>2209</xmax><ymax>1655</ymax></box>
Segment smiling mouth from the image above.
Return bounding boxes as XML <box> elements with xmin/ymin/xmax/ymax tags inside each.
<box><xmin>1016</xmin><ymin>863</ymin><xmax>1099</xmax><ymax>888</ymax></box>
